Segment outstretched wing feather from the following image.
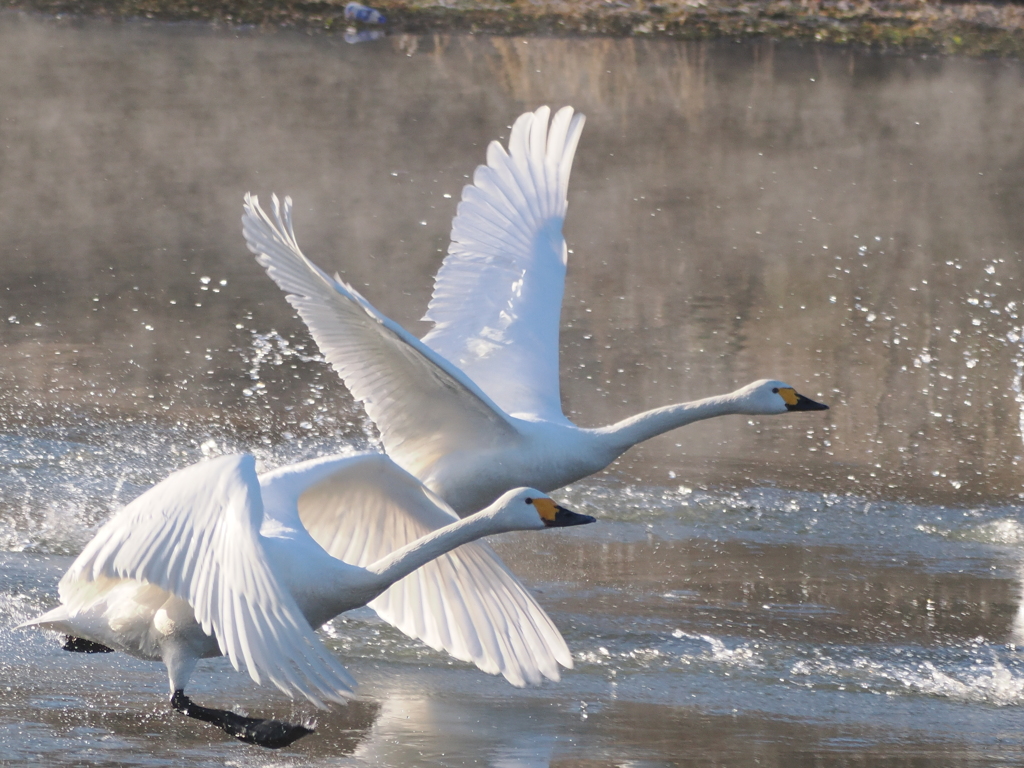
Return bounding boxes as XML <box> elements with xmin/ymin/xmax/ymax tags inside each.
<box><xmin>422</xmin><ymin>106</ymin><xmax>586</xmax><ymax>421</ymax></box>
<box><xmin>262</xmin><ymin>453</ymin><xmax>573</xmax><ymax>687</ymax></box>
<box><xmin>59</xmin><ymin>454</ymin><xmax>355</xmax><ymax>707</ymax></box>
<box><xmin>242</xmin><ymin>194</ymin><xmax>517</xmax><ymax>479</ymax></box>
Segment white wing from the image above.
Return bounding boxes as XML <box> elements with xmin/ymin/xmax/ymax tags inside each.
<box><xmin>61</xmin><ymin>454</ymin><xmax>356</xmax><ymax>707</ymax></box>
<box><xmin>421</xmin><ymin>106</ymin><xmax>586</xmax><ymax>422</ymax></box>
<box><xmin>242</xmin><ymin>194</ymin><xmax>520</xmax><ymax>481</ymax></box>
<box><xmin>260</xmin><ymin>453</ymin><xmax>573</xmax><ymax>687</ymax></box>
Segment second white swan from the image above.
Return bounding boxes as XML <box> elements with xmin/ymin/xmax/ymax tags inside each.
<box><xmin>243</xmin><ymin>106</ymin><xmax>828</xmax><ymax>515</ymax></box>
<box><xmin>20</xmin><ymin>452</ymin><xmax>594</xmax><ymax>748</ymax></box>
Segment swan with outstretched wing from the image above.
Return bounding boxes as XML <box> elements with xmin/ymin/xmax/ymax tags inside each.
<box><xmin>21</xmin><ymin>452</ymin><xmax>593</xmax><ymax>748</ymax></box>
<box><xmin>244</xmin><ymin>106</ymin><xmax>828</xmax><ymax>516</ymax></box>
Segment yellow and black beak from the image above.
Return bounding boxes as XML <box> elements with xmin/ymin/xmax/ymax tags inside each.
<box><xmin>532</xmin><ymin>498</ymin><xmax>597</xmax><ymax>528</ymax></box>
<box><xmin>785</xmin><ymin>390</ymin><xmax>829</xmax><ymax>412</ymax></box>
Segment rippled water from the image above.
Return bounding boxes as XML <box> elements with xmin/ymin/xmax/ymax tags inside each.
<box><xmin>3</xmin><ymin>10</ymin><xmax>1024</xmax><ymax>767</ymax></box>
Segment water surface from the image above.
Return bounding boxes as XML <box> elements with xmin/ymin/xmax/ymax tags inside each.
<box><xmin>3</xmin><ymin>12</ymin><xmax>1024</xmax><ymax>767</ymax></box>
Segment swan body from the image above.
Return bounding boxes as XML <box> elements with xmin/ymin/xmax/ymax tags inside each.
<box><xmin>414</xmin><ymin>379</ymin><xmax>825</xmax><ymax>514</ymax></box>
<box><xmin>243</xmin><ymin>106</ymin><xmax>828</xmax><ymax>516</ymax></box>
<box><xmin>20</xmin><ymin>453</ymin><xmax>593</xmax><ymax>745</ymax></box>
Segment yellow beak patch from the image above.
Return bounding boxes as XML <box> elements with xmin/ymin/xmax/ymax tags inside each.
<box><xmin>531</xmin><ymin>498</ymin><xmax>558</xmax><ymax>522</ymax></box>
<box><xmin>777</xmin><ymin>387</ymin><xmax>799</xmax><ymax>406</ymax></box>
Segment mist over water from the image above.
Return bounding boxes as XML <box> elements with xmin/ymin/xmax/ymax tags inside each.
<box><xmin>3</xmin><ymin>11</ymin><xmax>1024</xmax><ymax>766</ymax></box>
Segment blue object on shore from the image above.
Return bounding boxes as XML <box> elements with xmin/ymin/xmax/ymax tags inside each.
<box><xmin>345</xmin><ymin>2</ymin><xmax>387</xmax><ymax>24</ymax></box>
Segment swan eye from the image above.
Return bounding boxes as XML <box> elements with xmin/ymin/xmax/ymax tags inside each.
<box><xmin>524</xmin><ymin>497</ymin><xmax>533</xmax><ymax>505</ymax></box>
<box><xmin>772</xmin><ymin>388</ymin><xmax>779</xmax><ymax>393</ymax></box>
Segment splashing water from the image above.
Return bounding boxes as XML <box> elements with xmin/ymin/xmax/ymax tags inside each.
<box><xmin>242</xmin><ymin>329</ymin><xmax>325</xmax><ymax>397</ymax></box>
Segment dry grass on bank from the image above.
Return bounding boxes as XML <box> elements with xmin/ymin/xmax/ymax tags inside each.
<box><xmin>4</xmin><ymin>0</ymin><xmax>1024</xmax><ymax>55</ymax></box>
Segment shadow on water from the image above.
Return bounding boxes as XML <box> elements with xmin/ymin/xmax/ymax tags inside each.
<box><xmin>3</xmin><ymin>685</ymin><xmax>380</xmax><ymax>765</ymax></box>
<box><xmin>4</xmin><ymin>11</ymin><xmax>1024</xmax><ymax>768</ymax></box>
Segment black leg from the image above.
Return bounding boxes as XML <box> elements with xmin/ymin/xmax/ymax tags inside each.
<box><xmin>62</xmin><ymin>636</ymin><xmax>114</xmax><ymax>653</ymax></box>
<box><xmin>171</xmin><ymin>689</ymin><xmax>314</xmax><ymax>749</ymax></box>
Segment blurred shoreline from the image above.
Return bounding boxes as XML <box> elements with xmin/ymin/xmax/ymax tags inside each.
<box><xmin>3</xmin><ymin>0</ymin><xmax>1024</xmax><ymax>57</ymax></box>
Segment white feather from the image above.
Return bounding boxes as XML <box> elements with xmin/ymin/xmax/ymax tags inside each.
<box><xmin>242</xmin><ymin>193</ymin><xmax>519</xmax><ymax>481</ymax></box>
<box><xmin>422</xmin><ymin>106</ymin><xmax>585</xmax><ymax>422</ymax></box>
<box><xmin>60</xmin><ymin>454</ymin><xmax>355</xmax><ymax>706</ymax></box>
<box><xmin>260</xmin><ymin>453</ymin><xmax>571</xmax><ymax>687</ymax></box>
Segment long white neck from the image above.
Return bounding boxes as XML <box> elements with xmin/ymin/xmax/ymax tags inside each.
<box><xmin>360</xmin><ymin>507</ymin><xmax>514</xmax><ymax>600</ymax></box>
<box><xmin>595</xmin><ymin>392</ymin><xmax>744</xmax><ymax>456</ymax></box>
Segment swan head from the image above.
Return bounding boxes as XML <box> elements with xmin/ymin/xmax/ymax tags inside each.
<box><xmin>734</xmin><ymin>379</ymin><xmax>829</xmax><ymax>415</ymax></box>
<box><xmin>486</xmin><ymin>488</ymin><xmax>596</xmax><ymax>531</ymax></box>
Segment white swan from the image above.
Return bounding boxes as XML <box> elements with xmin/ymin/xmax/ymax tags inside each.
<box><xmin>19</xmin><ymin>452</ymin><xmax>594</xmax><ymax>748</ymax></box>
<box><xmin>242</xmin><ymin>105</ymin><xmax>828</xmax><ymax>516</ymax></box>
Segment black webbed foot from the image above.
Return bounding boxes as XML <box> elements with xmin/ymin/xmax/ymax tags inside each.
<box><xmin>231</xmin><ymin>717</ymin><xmax>315</xmax><ymax>749</ymax></box>
<box><xmin>62</xmin><ymin>636</ymin><xmax>114</xmax><ymax>653</ymax></box>
<box><xmin>171</xmin><ymin>690</ymin><xmax>314</xmax><ymax>749</ymax></box>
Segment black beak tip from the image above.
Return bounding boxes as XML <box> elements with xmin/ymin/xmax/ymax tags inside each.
<box><xmin>789</xmin><ymin>394</ymin><xmax>829</xmax><ymax>412</ymax></box>
<box><xmin>548</xmin><ymin>507</ymin><xmax>597</xmax><ymax>527</ymax></box>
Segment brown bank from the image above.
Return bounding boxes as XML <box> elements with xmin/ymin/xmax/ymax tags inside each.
<box><xmin>3</xmin><ymin>0</ymin><xmax>1024</xmax><ymax>56</ymax></box>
